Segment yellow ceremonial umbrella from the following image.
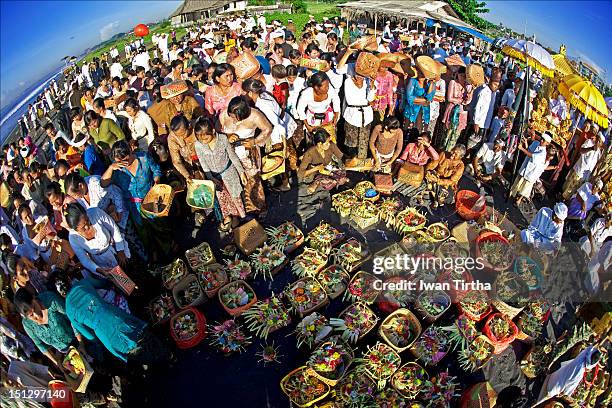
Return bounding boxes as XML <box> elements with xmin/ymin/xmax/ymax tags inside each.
<box><xmin>558</xmin><ymin>74</ymin><xmax>609</xmax><ymax>128</ymax></box>
<box><xmin>552</xmin><ymin>44</ymin><xmax>578</xmax><ymax>77</ymax></box>
<box><xmin>502</xmin><ymin>39</ymin><xmax>555</xmax><ymax>77</ymax></box>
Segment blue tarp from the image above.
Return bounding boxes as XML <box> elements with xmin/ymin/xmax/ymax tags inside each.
<box><xmin>449</xmin><ymin>24</ymin><xmax>493</xmax><ymax>43</ymax></box>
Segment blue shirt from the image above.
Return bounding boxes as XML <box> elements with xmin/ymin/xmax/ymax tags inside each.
<box><xmin>431</xmin><ymin>48</ymin><xmax>448</xmax><ymax>63</ymax></box>
<box><xmin>83</xmin><ymin>144</ymin><xmax>107</xmax><ymax>176</ymax></box>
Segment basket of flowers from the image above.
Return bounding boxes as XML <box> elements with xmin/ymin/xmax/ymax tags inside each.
<box><xmin>170</xmin><ymin>307</ymin><xmax>207</xmax><ymax>349</ymax></box>
<box><xmin>435</xmin><ymin>237</ymin><xmax>470</xmax><ymax>260</ymax></box>
<box><xmin>446</xmin><ymin>314</ymin><xmax>479</xmax><ymax>351</ymax></box>
<box><xmin>209</xmin><ymin>319</ymin><xmax>252</xmax><ymax>354</ymax></box>
<box><xmin>457</xmin><ymin>335</ymin><xmax>495</xmax><ymax>372</ymax></box>
<box><xmin>422</xmin><ymin>370</ymin><xmax>460</xmax><ymax>407</ymax></box>
<box><xmin>373</xmin><ymin>243</ymin><xmax>410</xmax><ymax>277</ymax></box>
<box><xmin>458</xmin><ymin>291</ymin><xmax>492</xmax><ymax>321</ymax></box>
<box><xmin>427</xmin><ymin>222</ymin><xmax>451</xmax><ymax>242</ymax></box>
<box><xmin>394</xmin><ymin>208</ymin><xmax>427</xmax><ymax>235</ymax></box>
<box><xmin>377</xmin><ymin>277</ymin><xmax>417</xmax><ymax>314</ymax></box>
<box><xmin>332</xmin><ymin>189</ymin><xmax>359</xmax><ymax>218</ymax></box>
<box><xmin>515</xmin><ymin>312</ymin><xmax>543</xmax><ymax>342</ymax></box>
<box><xmin>330</xmin><ymin>302</ymin><xmax>379</xmax><ymax>343</ymax></box>
<box><xmin>492</xmin><ymin>270</ymin><xmax>529</xmax><ymax>319</ymax></box>
<box><xmin>350</xmin><ymin>200</ymin><xmax>379</xmax><ymax>229</ymax></box>
<box><xmin>343</xmin><ymin>271</ymin><xmax>381</xmax><ymax>304</ymax></box>
<box><xmin>306</xmin><ymin>339</ymin><xmax>354</xmax><ymax>386</ymax></box>
<box><xmin>400</xmin><ymin>230</ymin><xmax>436</xmax><ymax>255</ymax></box>
<box><xmin>316</xmin><ymin>265</ymin><xmax>349</xmax><ymax>299</ymax></box>
<box><xmin>379</xmin><ymin>308</ymin><xmax>422</xmax><ymax>352</ymax></box>
<box><xmin>243</xmin><ymin>295</ymin><xmax>291</xmax><ymax>340</ymax></box>
<box><xmin>285</xmin><ymin>277</ymin><xmax>329</xmax><ymax>318</ymax></box>
<box><xmin>197</xmin><ymin>263</ymin><xmax>228</xmax><ymax>297</ymax></box>
<box><xmin>266</xmin><ymin>221</ymin><xmax>305</xmax><ymax>254</ymax></box>
<box><xmin>62</xmin><ymin>346</ymin><xmax>94</xmax><ymax>393</ymax></box>
<box><xmin>354</xmin><ymin>181</ymin><xmax>377</xmax><ymax>199</ymax></box>
<box><xmin>513</xmin><ymin>256</ymin><xmax>543</xmax><ymax>291</ymax></box>
<box><xmin>224</xmin><ymin>257</ymin><xmax>253</xmax><ymax>281</ymax></box>
<box><xmin>185</xmin><ymin>241</ymin><xmax>216</xmax><ymax>272</ymax></box>
<box><xmin>280</xmin><ymin>366</ymin><xmax>330</xmax><ymax>408</ymax></box>
<box><xmin>306</xmin><ymin>222</ymin><xmax>344</xmax><ymax>255</ymax></box>
<box><xmin>148</xmin><ymin>293</ymin><xmax>176</xmax><ymax>326</ymax></box>
<box><xmin>482</xmin><ymin>313</ymin><xmax>519</xmax><ymax>354</ymax></box>
<box><xmin>378</xmin><ymin>197</ymin><xmax>402</xmax><ymax>227</ymax></box>
<box><xmin>293</xmin><ymin>312</ymin><xmax>332</xmax><ymax>349</ymax></box>
<box><xmin>523</xmin><ymin>297</ymin><xmax>551</xmax><ymax>323</ymax></box>
<box><xmin>456</xmin><ymin>189</ymin><xmax>487</xmax><ymax>221</ymax></box>
<box><xmin>292</xmin><ymin>248</ymin><xmax>328</xmax><ymax>278</ymax></box>
<box><xmin>411</xmin><ymin>326</ymin><xmax>450</xmax><ymax>367</ymax></box>
<box><xmin>332</xmin><ymin>238</ymin><xmax>370</xmax><ymax>273</ymax></box>
<box><xmin>250</xmin><ymin>244</ymin><xmax>287</xmax><ymax>281</ymax></box>
<box><xmin>391</xmin><ymin>362</ymin><xmax>428</xmax><ymax>399</ymax></box>
<box><xmin>218</xmin><ymin>280</ymin><xmax>257</xmax><ymax>316</ymax></box>
<box><xmin>475</xmin><ymin>232</ymin><xmax>514</xmax><ymax>272</ymax></box>
<box><xmin>415</xmin><ymin>290</ymin><xmax>451</xmax><ymax>322</ymax></box>
<box><xmin>161</xmin><ymin>258</ymin><xmax>189</xmax><ymax>289</ymax></box>
<box><xmin>361</xmin><ymin>342</ymin><xmax>401</xmax><ymax>389</ymax></box>
<box><xmin>335</xmin><ymin>368</ymin><xmax>377</xmax><ymax>407</ymax></box>
<box><xmin>172</xmin><ymin>274</ymin><xmax>207</xmax><ymax>309</ymax></box>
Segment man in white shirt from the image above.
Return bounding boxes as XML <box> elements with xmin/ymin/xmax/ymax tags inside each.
<box><xmin>131</xmin><ymin>47</ymin><xmax>151</xmax><ymax>72</ymax></box>
<box><xmin>521</xmin><ymin>202</ymin><xmax>567</xmax><ymax>253</ymax></box>
<box><xmin>158</xmin><ymin>33</ymin><xmax>169</xmax><ymax>61</ymax></box>
<box><xmin>315</xmin><ymin>26</ymin><xmax>328</xmax><ymax>52</ymax></box>
<box><xmin>509</xmin><ymin>132</ymin><xmax>552</xmax><ymax>204</ymax></box>
<box><xmin>110</xmin><ymin>57</ymin><xmax>123</xmax><ymax>79</ymax></box>
<box><xmin>257</xmin><ymin>14</ymin><xmax>266</xmax><ymax>31</ymax></box>
<box><xmin>472</xmin><ymin>139</ymin><xmax>507</xmax><ymax>184</ymax></box>
<box><xmin>562</xmin><ymin>134</ymin><xmax>604</xmax><ymax>200</ymax></box>
<box><xmin>468</xmin><ymin>69</ymin><xmax>501</xmax><ymax>152</ymax></box>
<box><xmin>383</xmin><ymin>21</ymin><xmax>392</xmax><ymax>40</ymax></box>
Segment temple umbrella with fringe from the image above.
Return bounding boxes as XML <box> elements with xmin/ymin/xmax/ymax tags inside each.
<box><xmin>558</xmin><ymin>74</ymin><xmax>609</xmax><ymax>128</ymax></box>
<box><xmin>502</xmin><ymin>39</ymin><xmax>555</xmax><ymax>77</ymax></box>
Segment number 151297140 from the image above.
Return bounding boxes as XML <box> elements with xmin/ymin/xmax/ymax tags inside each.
<box><xmin>7</xmin><ymin>387</ymin><xmax>68</xmax><ymax>402</ymax></box>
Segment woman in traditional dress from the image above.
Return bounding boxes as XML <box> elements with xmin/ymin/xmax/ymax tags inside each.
<box><xmin>396</xmin><ymin>132</ymin><xmax>439</xmax><ymax>187</ymax></box>
<box><xmin>204</xmin><ymin>63</ymin><xmax>242</xmax><ymax>117</ymax></box>
<box><xmin>368</xmin><ymin>116</ymin><xmax>404</xmax><ymax>173</ymax></box>
<box><xmin>342</xmin><ymin>72</ymin><xmax>376</xmax><ymax>160</ymax></box>
<box><xmin>295</xmin><ymin>72</ymin><xmax>341</xmax><ymax>144</ymax></box>
<box><xmin>193</xmin><ymin>117</ymin><xmax>247</xmax><ymax>231</ymax></box>
<box><xmin>403</xmin><ymin>59</ymin><xmax>436</xmax><ymax>131</ymax></box>
<box><xmin>118</xmin><ymin>98</ymin><xmax>156</xmax><ymax>152</ymax></box>
<box><xmin>218</xmin><ymin>96</ymin><xmax>272</xmax><ymax>215</ymax></box>
<box><xmin>424</xmin><ymin>144</ymin><xmax>466</xmax><ymax>207</ymax></box>
<box><xmin>242</xmin><ymin>78</ymin><xmax>298</xmax><ymax>191</ymax></box>
<box><xmin>297</xmin><ymin>128</ymin><xmax>347</xmax><ymax>223</ymax></box>
<box><xmin>372</xmin><ymin>64</ymin><xmax>397</xmax><ymax>122</ymax></box>
<box><xmin>439</xmin><ymin>66</ymin><xmax>473</xmax><ymax>152</ymax></box>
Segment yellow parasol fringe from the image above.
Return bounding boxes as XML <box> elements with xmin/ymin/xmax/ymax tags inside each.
<box><xmin>502</xmin><ymin>46</ymin><xmax>554</xmax><ymax>77</ymax></box>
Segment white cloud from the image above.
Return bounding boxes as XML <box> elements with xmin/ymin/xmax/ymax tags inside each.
<box><xmin>18</xmin><ymin>81</ymin><xmax>25</xmax><ymax>87</ymax></box>
<box><xmin>100</xmin><ymin>21</ymin><xmax>120</xmax><ymax>41</ymax></box>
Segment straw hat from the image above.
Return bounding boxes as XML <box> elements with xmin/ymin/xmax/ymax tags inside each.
<box><xmin>161</xmin><ymin>80</ymin><xmax>188</xmax><ymax>99</ymax></box>
<box><xmin>435</xmin><ymin>60</ymin><xmax>447</xmax><ymax>75</ymax></box>
<box><xmin>445</xmin><ymin>54</ymin><xmax>466</xmax><ymax>67</ymax></box>
<box><xmin>466</xmin><ymin>64</ymin><xmax>485</xmax><ymax>87</ymax></box>
<box><xmin>415</xmin><ymin>55</ymin><xmax>440</xmax><ymax>79</ymax></box>
<box><xmin>392</xmin><ymin>56</ymin><xmax>415</xmax><ymax>77</ymax></box>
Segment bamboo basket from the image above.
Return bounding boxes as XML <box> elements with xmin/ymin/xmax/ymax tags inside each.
<box><xmin>185</xmin><ymin>241</ymin><xmax>216</xmax><ymax>271</ymax></box>
<box><xmin>391</xmin><ymin>362</ymin><xmax>428</xmax><ymax>399</ymax></box>
<box><xmin>491</xmin><ymin>278</ymin><xmax>527</xmax><ymax>320</ymax></box>
<box><xmin>426</xmin><ymin>222</ymin><xmax>451</xmax><ymax>242</ymax></box>
<box><xmin>62</xmin><ymin>346</ymin><xmax>94</xmax><ymax>393</ymax></box>
<box><xmin>306</xmin><ymin>340</ymin><xmax>354</xmax><ymax>386</ymax></box>
<box><xmin>337</xmin><ymin>302</ymin><xmax>379</xmax><ymax>342</ymax></box>
<box><xmin>414</xmin><ymin>291</ymin><xmax>451</xmax><ymax>323</ymax></box>
<box><xmin>172</xmin><ymin>274</ymin><xmax>207</xmax><ymax>309</ymax></box>
<box><xmin>280</xmin><ymin>366</ymin><xmax>330</xmax><ymax>408</ymax></box>
<box><xmin>218</xmin><ymin>280</ymin><xmax>258</xmax><ymax>317</ymax></box>
<box><xmin>161</xmin><ymin>259</ymin><xmax>189</xmax><ymax>289</ymax></box>
<box><xmin>286</xmin><ymin>277</ymin><xmax>329</xmax><ymax>318</ymax></box>
<box><xmin>148</xmin><ymin>294</ymin><xmax>176</xmax><ymax>326</ymax></box>
<box><xmin>141</xmin><ymin>184</ymin><xmax>174</xmax><ymax>218</ymax></box>
<box><xmin>379</xmin><ymin>308</ymin><xmax>422</xmax><ymax>353</ymax></box>
<box><xmin>363</xmin><ymin>342</ymin><xmax>401</xmax><ymax>389</ymax></box>
<box><xmin>186</xmin><ymin>179</ymin><xmax>215</xmax><ymax>209</ymax></box>
<box><xmin>316</xmin><ymin>265</ymin><xmax>349</xmax><ymax>300</ymax></box>
<box><xmin>395</xmin><ymin>208</ymin><xmax>427</xmax><ymax>235</ymax></box>
<box><xmin>169</xmin><ymin>307</ymin><xmax>207</xmax><ymax>349</ymax></box>
<box><xmin>345</xmin><ymin>271</ymin><xmax>381</xmax><ymax>304</ymax></box>
<box><xmin>234</xmin><ymin>219</ymin><xmax>267</xmax><ymax>255</ymax></box>
<box><xmin>197</xmin><ymin>263</ymin><xmax>228</xmax><ymax>298</ymax></box>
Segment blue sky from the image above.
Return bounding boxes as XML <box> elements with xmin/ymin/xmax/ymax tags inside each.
<box><xmin>484</xmin><ymin>1</ymin><xmax>611</xmax><ymax>80</ymax></box>
<box><xmin>0</xmin><ymin>1</ymin><xmax>180</xmax><ymax>109</ymax></box>
<box><xmin>1</xmin><ymin>1</ymin><xmax>611</xmax><ymax>110</ymax></box>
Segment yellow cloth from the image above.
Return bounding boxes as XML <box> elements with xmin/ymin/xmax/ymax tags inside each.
<box><xmin>0</xmin><ymin>182</ymin><xmax>10</xmax><ymax>207</ymax></box>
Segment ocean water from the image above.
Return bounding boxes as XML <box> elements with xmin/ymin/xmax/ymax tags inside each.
<box><xmin>0</xmin><ymin>69</ymin><xmax>63</xmax><ymax>145</ymax></box>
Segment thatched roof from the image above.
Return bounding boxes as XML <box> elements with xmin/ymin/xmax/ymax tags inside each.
<box><xmin>339</xmin><ymin>0</ymin><xmax>478</xmax><ymax>30</ymax></box>
<box><xmin>170</xmin><ymin>0</ymin><xmax>232</xmax><ymax>18</ymax></box>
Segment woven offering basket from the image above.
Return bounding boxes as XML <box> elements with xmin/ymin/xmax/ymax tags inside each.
<box><xmin>426</xmin><ymin>222</ymin><xmax>451</xmax><ymax>242</ymax></box>
<box><xmin>161</xmin><ymin>259</ymin><xmax>189</xmax><ymax>289</ymax></box>
<box><xmin>172</xmin><ymin>274</ymin><xmax>207</xmax><ymax>309</ymax></box>
<box><xmin>280</xmin><ymin>366</ymin><xmax>330</xmax><ymax>408</ymax></box>
<box><xmin>355</xmin><ymin>51</ymin><xmax>380</xmax><ymax>78</ymax></box>
<box><xmin>197</xmin><ymin>263</ymin><xmax>228</xmax><ymax>298</ymax></box>
<box><xmin>170</xmin><ymin>307</ymin><xmax>207</xmax><ymax>349</ymax></box>
<box><xmin>316</xmin><ymin>265</ymin><xmax>349</xmax><ymax>300</ymax></box>
<box><xmin>287</xmin><ymin>277</ymin><xmax>329</xmax><ymax>318</ymax></box>
<box><xmin>414</xmin><ymin>290</ymin><xmax>451</xmax><ymax>323</ymax></box>
<box><xmin>379</xmin><ymin>308</ymin><xmax>422</xmax><ymax>353</ymax></box>
<box><xmin>230</xmin><ymin>51</ymin><xmax>259</xmax><ymax>80</ymax></box>
<box><xmin>141</xmin><ymin>183</ymin><xmax>174</xmax><ymax>218</ymax></box>
<box><xmin>306</xmin><ymin>340</ymin><xmax>354</xmax><ymax>386</ymax></box>
<box><xmin>391</xmin><ymin>362</ymin><xmax>428</xmax><ymax>399</ymax></box>
<box><xmin>218</xmin><ymin>280</ymin><xmax>258</xmax><ymax>317</ymax></box>
<box><xmin>338</xmin><ymin>302</ymin><xmax>379</xmax><ymax>342</ymax></box>
<box><xmin>482</xmin><ymin>313</ymin><xmax>519</xmax><ymax>354</ymax></box>
<box><xmin>186</xmin><ymin>179</ymin><xmax>215</xmax><ymax>209</ymax></box>
<box><xmin>234</xmin><ymin>219</ymin><xmax>267</xmax><ymax>255</ymax></box>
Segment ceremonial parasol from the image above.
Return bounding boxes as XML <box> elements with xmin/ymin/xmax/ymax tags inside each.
<box><xmin>558</xmin><ymin>74</ymin><xmax>609</xmax><ymax>128</ymax></box>
<box><xmin>502</xmin><ymin>39</ymin><xmax>555</xmax><ymax>77</ymax></box>
<box><xmin>552</xmin><ymin>45</ymin><xmax>578</xmax><ymax>77</ymax></box>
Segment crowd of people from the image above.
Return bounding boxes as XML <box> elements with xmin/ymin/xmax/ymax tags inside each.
<box><xmin>1</xmin><ymin>11</ymin><xmax>611</xmax><ymax>407</ymax></box>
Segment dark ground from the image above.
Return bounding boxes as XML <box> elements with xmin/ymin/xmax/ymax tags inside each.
<box><xmin>115</xmin><ymin>168</ymin><xmax>579</xmax><ymax>408</ymax></box>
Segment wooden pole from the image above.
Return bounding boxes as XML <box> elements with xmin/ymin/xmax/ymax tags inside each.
<box><xmin>507</xmin><ymin>62</ymin><xmax>531</xmax><ymax>200</ymax></box>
